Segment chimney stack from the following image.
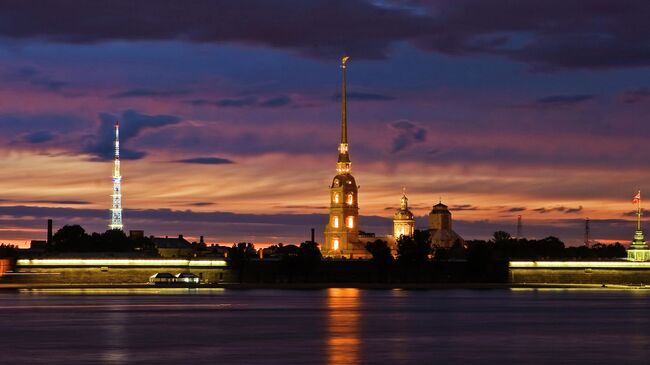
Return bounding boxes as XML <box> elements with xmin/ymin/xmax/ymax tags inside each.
<box><xmin>47</xmin><ymin>219</ymin><xmax>53</xmax><ymax>244</ymax></box>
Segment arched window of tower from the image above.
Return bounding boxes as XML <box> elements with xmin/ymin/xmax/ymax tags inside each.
<box><xmin>347</xmin><ymin>216</ymin><xmax>354</xmax><ymax>228</ymax></box>
<box><xmin>346</xmin><ymin>193</ymin><xmax>354</xmax><ymax>205</ymax></box>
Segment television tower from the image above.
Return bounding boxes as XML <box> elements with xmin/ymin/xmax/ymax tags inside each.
<box><xmin>516</xmin><ymin>215</ymin><xmax>522</xmax><ymax>239</ymax></box>
<box><xmin>109</xmin><ymin>121</ymin><xmax>123</xmax><ymax>230</ymax></box>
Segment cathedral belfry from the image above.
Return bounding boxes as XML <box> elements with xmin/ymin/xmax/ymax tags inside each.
<box><xmin>323</xmin><ymin>56</ymin><xmax>364</xmax><ymax>258</ymax></box>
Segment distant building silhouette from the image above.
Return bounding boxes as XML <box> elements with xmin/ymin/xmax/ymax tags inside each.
<box><xmin>153</xmin><ymin>235</ymin><xmax>193</xmax><ymax>258</ymax></box>
<box><xmin>428</xmin><ymin>201</ymin><xmax>464</xmax><ymax>248</ymax></box>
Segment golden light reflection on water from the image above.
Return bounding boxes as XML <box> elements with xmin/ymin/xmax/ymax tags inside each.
<box><xmin>326</xmin><ymin>288</ymin><xmax>361</xmax><ymax>365</ymax></box>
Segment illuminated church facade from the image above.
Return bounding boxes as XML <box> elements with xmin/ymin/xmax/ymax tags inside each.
<box><xmin>323</xmin><ymin>56</ymin><xmax>367</xmax><ymax>258</ymax></box>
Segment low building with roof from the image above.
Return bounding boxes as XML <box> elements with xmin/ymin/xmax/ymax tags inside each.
<box><xmin>152</xmin><ymin>235</ymin><xmax>194</xmax><ymax>258</ymax></box>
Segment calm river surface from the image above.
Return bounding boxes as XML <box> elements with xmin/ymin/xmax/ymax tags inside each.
<box><xmin>0</xmin><ymin>288</ymin><xmax>649</xmax><ymax>364</ymax></box>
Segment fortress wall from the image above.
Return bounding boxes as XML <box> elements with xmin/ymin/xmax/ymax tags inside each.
<box><xmin>509</xmin><ymin>261</ymin><xmax>650</xmax><ymax>285</ymax></box>
<box><xmin>2</xmin><ymin>260</ymin><xmax>234</xmax><ymax>284</ymax></box>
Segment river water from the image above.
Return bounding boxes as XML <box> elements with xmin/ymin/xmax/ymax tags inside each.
<box><xmin>0</xmin><ymin>288</ymin><xmax>648</xmax><ymax>364</ymax></box>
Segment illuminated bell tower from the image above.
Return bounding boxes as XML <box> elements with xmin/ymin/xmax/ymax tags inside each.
<box><xmin>109</xmin><ymin>121</ymin><xmax>123</xmax><ymax>230</ymax></box>
<box><xmin>324</xmin><ymin>56</ymin><xmax>360</xmax><ymax>257</ymax></box>
<box><xmin>393</xmin><ymin>189</ymin><xmax>415</xmax><ymax>238</ymax></box>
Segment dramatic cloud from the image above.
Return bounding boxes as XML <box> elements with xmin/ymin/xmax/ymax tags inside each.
<box><xmin>621</xmin><ymin>87</ymin><xmax>650</xmax><ymax>104</ymax></box>
<box><xmin>450</xmin><ymin>204</ymin><xmax>479</xmax><ymax>211</ymax></box>
<box><xmin>20</xmin><ymin>130</ymin><xmax>55</xmax><ymax>144</ymax></box>
<box><xmin>536</xmin><ymin>94</ymin><xmax>595</xmax><ymax>106</ymax></box>
<box><xmin>2</xmin><ymin>1</ymin><xmax>650</xmax><ymax>69</ymax></box>
<box><xmin>186</xmin><ymin>95</ymin><xmax>292</xmax><ymax>108</ymax></box>
<box><xmin>83</xmin><ymin>110</ymin><xmax>182</xmax><ymax>160</ymax></box>
<box><xmin>28</xmin><ymin>200</ymin><xmax>90</xmax><ymax>205</ymax></box>
<box><xmin>109</xmin><ymin>88</ymin><xmax>190</xmax><ymax>99</ymax></box>
<box><xmin>0</xmin><ymin>199</ymin><xmax>90</xmax><ymax>205</ymax></box>
<box><xmin>534</xmin><ymin>206</ymin><xmax>583</xmax><ymax>214</ymax></box>
<box><xmin>175</xmin><ymin>157</ymin><xmax>234</xmax><ymax>165</ymax></box>
<box><xmin>622</xmin><ymin>209</ymin><xmax>650</xmax><ymax>217</ymax></box>
<box><xmin>187</xmin><ymin>202</ymin><xmax>216</xmax><ymax>207</ymax></box>
<box><xmin>259</xmin><ymin>95</ymin><xmax>292</xmax><ymax>108</ymax></box>
<box><xmin>390</xmin><ymin>120</ymin><xmax>427</xmax><ymax>153</ymax></box>
<box><xmin>8</xmin><ymin>66</ymin><xmax>70</xmax><ymax>92</ymax></box>
<box><xmin>504</xmin><ymin>207</ymin><xmax>527</xmax><ymax>213</ymax></box>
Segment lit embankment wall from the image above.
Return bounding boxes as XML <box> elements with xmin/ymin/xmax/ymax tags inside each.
<box><xmin>2</xmin><ymin>259</ymin><xmax>233</xmax><ymax>284</ymax></box>
<box><xmin>509</xmin><ymin>261</ymin><xmax>650</xmax><ymax>285</ymax></box>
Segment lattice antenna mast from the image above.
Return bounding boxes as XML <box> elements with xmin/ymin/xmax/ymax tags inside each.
<box><xmin>516</xmin><ymin>215</ymin><xmax>522</xmax><ymax>240</ymax></box>
<box><xmin>584</xmin><ymin>217</ymin><xmax>590</xmax><ymax>247</ymax></box>
<box><xmin>109</xmin><ymin>121</ymin><xmax>123</xmax><ymax>230</ymax></box>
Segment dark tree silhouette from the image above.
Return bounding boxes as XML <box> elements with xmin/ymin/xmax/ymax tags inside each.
<box><xmin>492</xmin><ymin>231</ymin><xmax>512</xmax><ymax>243</ymax></box>
<box><xmin>298</xmin><ymin>241</ymin><xmax>322</xmax><ymax>281</ymax></box>
<box><xmin>100</xmin><ymin>229</ymin><xmax>130</xmax><ymax>251</ymax></box>
<box><xmin>397</xmin><ymin>230</ymin><xmax>431</xmax><ymax>281</ymax></box>
<box><xmin>365</xmin><ymin>239</ymin><xmax>393</xmax><ymax>282</ymax></box>
<box><xmin>0</xmin><ymin>244</ymin><xmax>19</xmax><ymax>258</ymax></box>
<box><xmin>49</xmin><ymin>225</ymin><xmax>90</xmax><ymax>252</ymax></box>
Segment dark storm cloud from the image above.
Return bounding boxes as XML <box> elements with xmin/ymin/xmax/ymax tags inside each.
<box><xmin>0</xmin><ymin>113</ymin><xmax>86</xmax><ymax>137</ymax></box>
<box><xmin>621</xmin><ymin>87</ymin><xmax>650</xmax><ymax>104</ymax></box>
<box><xmin>332</xmin><ymin>91</ymin><xmax>396</xmax><ymax>101</ymax></box>
<box><xmin>0</xmin><ymin>205</ymin><xmax>391</xmax><ymax>242</ymax></box>
<box><xmin>186</xmin><ymin>95</ymin><xmax>292</xmax><ymax>108</ymax></box>
<box><xmin>390</xmin><ymin>120</ymin><xmax>427</xmax><ymax>153</ymax></box>
<box><xmin>175</xmin><ymin>157</ymin><xmax>234</xmax><ymax>165</ymax></box>
<box><xmin>2</xmin><ymin>0</ymin><xmax>650</xmax><ymax>70</ymax></box>
<box><xmin>533</xmin><ymin>206</ymin><xmax>583</xmax><ymax>214</ymax></box>
<box><xmin>0</xmin><ymin>0</ymin><xmax>425</xmax><ymax>60</ymax></box>
<box><xmin>536</xmin><ymin>94</ymin><xmax>595</xmax><ymax>106</ymax></box>
<box><xmin>109</xmin><ymin>88</ymin><xmax>190</xmax><ymax>99</ymax></box>
<box><xmin>84</xmin><ymin>109</ymin><xmax>182</xmax><ymax>161</ymax></box>
<box><xmin>414</xmin><ymin>0</ymin><xmax>650</xmax><ymax>71</ymax></box>
<box><xmin>20</xmin><ymin>130</ymin><xmax>55</xmax><ymax>144</ymax></box>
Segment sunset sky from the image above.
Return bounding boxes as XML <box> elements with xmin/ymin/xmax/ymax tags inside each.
<box><xmin>2</xmin><ymin>0</ymin><xmax>650</xmax><ymax>247</ymax></box>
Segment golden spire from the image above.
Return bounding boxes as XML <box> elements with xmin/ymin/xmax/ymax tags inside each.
<box><xmin>341</xmin><ymin>55</ymin><xmax>349</xmax><ymax>144</ymax></box>
<box><xmin>336</xmin><ymin>56</ymin><xmax>351</xmax><ymax>174</ymax></box>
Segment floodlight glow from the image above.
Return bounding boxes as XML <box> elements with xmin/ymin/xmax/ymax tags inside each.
<box><xmin>16</xmin><ymin>259</ymin><xmax>227</xmax><ymax>267</ymax></box>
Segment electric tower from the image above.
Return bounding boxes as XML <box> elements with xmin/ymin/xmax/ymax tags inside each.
<box><xmin>109</xmin><ymin>121</ymin><xmax>123</xmax><ymax>230</ymax></box>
